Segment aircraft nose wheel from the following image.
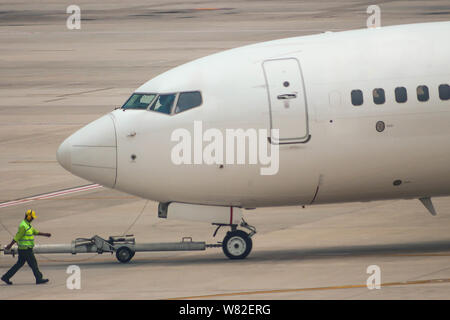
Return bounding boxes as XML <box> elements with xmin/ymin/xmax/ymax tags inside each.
<box><xmin>222</xmin><ymin>230</ymin><xmax>253</xmax><ymax>260</ymax></box>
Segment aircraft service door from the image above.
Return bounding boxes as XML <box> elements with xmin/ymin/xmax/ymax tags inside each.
<box><xmin>262</xmin><ymin>58</ymin><xmax>310</xmax><ymax>144</ymax></box>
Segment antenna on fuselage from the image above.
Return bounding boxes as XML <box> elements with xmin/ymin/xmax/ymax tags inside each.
<box><xmin>419</xmin><ymin>197</ymin><xmax>437</xmax><ymax>216</ymax></box>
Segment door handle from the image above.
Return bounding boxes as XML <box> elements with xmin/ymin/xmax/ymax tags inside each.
<box><xmin>277</xmin><ymin>93</ymin><xmax>297</xmax><ymax>100</ymax></box>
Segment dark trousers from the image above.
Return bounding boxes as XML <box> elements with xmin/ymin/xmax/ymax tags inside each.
<box><xmin>2</xmin><ymin>248</ymin><xmax>43</xmax><ymax>281</ymax></box>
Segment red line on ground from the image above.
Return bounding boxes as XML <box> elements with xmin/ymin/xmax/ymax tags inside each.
<box><xmin>0</xmin><ymin>184</ymin><xmax>102</xmax><ymax>209</ymax></box>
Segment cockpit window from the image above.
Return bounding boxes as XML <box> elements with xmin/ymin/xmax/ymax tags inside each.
<box><xmin>121</xmin><ymin>91</ymin><xmax>202</xmax><ymax>114</ymax></box>
<box><xmin>149</xmin><ymin>94</ymin><xmax>176</xmax><ymax>114</ymax></box>
<box><xmin>175</xmin><ymin>91</ymin><xmax>202</xmax><ymax>114</ymax></box>
<box><xmin>122</xmin><ymin>93</ymin><xmax>156</xmax><ymax>110</ymax></box>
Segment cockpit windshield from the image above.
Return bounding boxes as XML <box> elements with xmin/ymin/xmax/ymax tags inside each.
<box><xmin>149</xmin><ymin>94</ymin><xmax>176</xmax><ymax>114</ymax></box>
<box><xmin>122</xmin><ymin>93</ymin><xmax>156</xmax><ymax>110</ymax></box>
<box><xmin>121</xmin><ymin>91</ymin><xmax>202</xmax><ymax>115</ymax></box>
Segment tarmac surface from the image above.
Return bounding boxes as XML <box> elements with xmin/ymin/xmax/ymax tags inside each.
<box><xmin>1</xmin><ymin>0</ymin><xmax>450</xmax><ymax>299</ymax></box>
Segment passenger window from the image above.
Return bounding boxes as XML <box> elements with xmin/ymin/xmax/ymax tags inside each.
<box><xmin>373</xmin><ymin>88</ymin><xmax>385</xmax><ymax>105</ymax></box>
<box><xmin>149</xmin><ymin>94</ymin><xmax>176</xmax><ymax>114</ymax></box>
<box><xmin>438</xmin><ymin>84</ymin><xmax>450</xmax><ymax>101</ymax></box>
<box><xmin>395</xmin><ymin>87</ymin><xmax>407</xmax><ymax>103</ymax></box>
<box><xmin>351</xmin><ymin>90</ymin><xmax>363</xmax><ymax>106</ymax></box>
<box><xmin>122</xmin><ymin>93</ymin><xmax>156</xmax><ymax>110</ymax></box>
<box><xmin>417</xmin><ymin>85</ymin><xmax>429</xmax><ymax>102</ymax></box>
<box><xmin>175</xmin><ymin>91</ymin><xmax>202</xmax><ymax>114</ymax></box>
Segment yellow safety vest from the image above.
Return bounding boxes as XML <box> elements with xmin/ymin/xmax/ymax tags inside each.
<box><xmin>17</xmin><ymin>220</ymin><xmax>36</xmax><ymax>249</ymax></box>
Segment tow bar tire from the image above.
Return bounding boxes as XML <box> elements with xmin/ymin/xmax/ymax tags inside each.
<box><xmin>222</xmin><ymin>230</ymin><xmax>252</xmax><ymax>260</ymax></box>
<box><xmin>116</xmin><ymin>246</ymin><xmax>134</xmax><ymax>263</ymax></box>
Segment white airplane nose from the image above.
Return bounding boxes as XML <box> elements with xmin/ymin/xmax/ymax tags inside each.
<box><xmin>56</xmin><ymin>114</ymin><xmax>117</xmax><ymax>188</ymax></box>
<box><xmin>56</xmin><ymin>139</ymin><xmax>72</xmax><ymax>172</ymax></box>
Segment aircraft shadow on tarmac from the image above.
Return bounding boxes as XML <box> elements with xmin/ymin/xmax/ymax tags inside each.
<box><xmin>31</xmin><ymin>239</ymin><xmax>450</xmax><ymax>268</ymax></box>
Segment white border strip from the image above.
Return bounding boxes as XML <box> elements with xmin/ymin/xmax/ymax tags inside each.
<box><xmin>0</xmin><ymin>184</ymin><xmax>102</xmax><ymax>209</ymax></box>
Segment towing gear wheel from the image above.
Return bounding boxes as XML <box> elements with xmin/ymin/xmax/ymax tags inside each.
<box><xmin>116</xmin><ymin>246</ymin><xmax>134</xmax><ymax>263</ymax></box>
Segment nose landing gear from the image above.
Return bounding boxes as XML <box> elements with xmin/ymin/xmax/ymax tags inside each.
<box><xmin>212</xmin><ymin>219</ymin><xmax>257</xmax><ymax>260</ymax></box>
<box><xmin>223</xmin><ymin>230</ymin><xmax>252</xmax><ymax>260</ymax></box>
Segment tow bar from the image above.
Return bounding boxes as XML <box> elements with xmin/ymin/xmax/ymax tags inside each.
<box><xmin>1</xmin><ymin>235</ymin><xmax>222</xmax><ymax>263</ymax></box>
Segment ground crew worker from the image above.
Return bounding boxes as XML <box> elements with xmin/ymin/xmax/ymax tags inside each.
<box><xmin>1</xmin><ymin>209</ymin><xmax>51</xmax><ymax>285</ymax></box>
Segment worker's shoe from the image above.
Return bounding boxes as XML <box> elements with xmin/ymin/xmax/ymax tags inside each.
<box><xmin>36</xmin><ymin>278</ymin><xmax>49</xmax><ymax>285</ymax></box>
<box><xmin>1</xmin><ymin>276</ymin><xmax>12</xmax><ymax>285</ymax></box>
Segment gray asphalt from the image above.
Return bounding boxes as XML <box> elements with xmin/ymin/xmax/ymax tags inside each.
<box><xmin>1</xmin><ymin>0</ymin><xmax>450</xmax><ymax>299</ymax></box>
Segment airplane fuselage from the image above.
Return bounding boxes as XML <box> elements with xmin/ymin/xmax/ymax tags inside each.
<box><xmin>57</xmin><ymin>21</ymin><xmax>450</xmax><ymax>208</ymax></box>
